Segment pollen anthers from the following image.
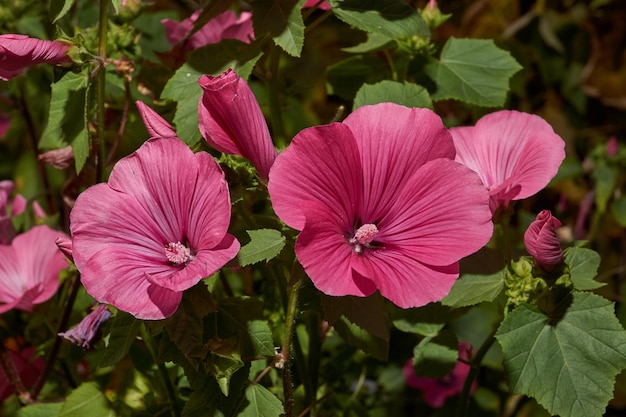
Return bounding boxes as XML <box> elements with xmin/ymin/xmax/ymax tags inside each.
<box><xmin>165</xmin><ymin>241</ymin><xmax>193</xmax><ymax>265</ymax></box>
<box><xmin>349</xmin><ymin>223</ymin><xmax>379</xmax><ymax>254</ymax></box>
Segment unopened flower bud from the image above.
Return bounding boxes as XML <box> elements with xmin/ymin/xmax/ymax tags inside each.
<box><xmin>58</xmin><ymin>304</ymin><xmax>111</xmax><ymax>349</ymax></box>
<box><xmin>524</xmin><ymin>210</ymin><xmax>563</xmax><ymax>271</ymax></box>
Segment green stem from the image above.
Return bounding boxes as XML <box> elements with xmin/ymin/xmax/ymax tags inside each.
<box><xmin>267</xmin><ymin>46</ymin><xmax>287</xmax><ymax>147</ymax></box>
<box><xmin>140</xmin><ymin>324</ymin><xmax>181</xmax><ymax>417</ymax></box>
<box><xmin>455</xmin><ymin>328</ymin><xmax>497</xmax><ymax>417</ymax></box>
<box><xmin>95</xmin><ymin>0</ymin><xmax>108</xmax><ymax>183</ymax></box>
<box><xmin>282</xmin><ymin>269</ymin><xmax>305</xmax><ymax>417</ymax></box>
<box><xmin>31</xmin><ymin>273</ymin><xmax>81</xmax><ymax>400</ymax></box>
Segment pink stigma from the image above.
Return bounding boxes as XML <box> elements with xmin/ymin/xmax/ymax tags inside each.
<box><xmin>349</xmin><ymin>223</ymin><xmax>379</xmax><ymax>254</ymax></box>
<box><xmin>165</xmin><ymin>241</ymin><xmax>192</xmax><ymax>265</ymax></box>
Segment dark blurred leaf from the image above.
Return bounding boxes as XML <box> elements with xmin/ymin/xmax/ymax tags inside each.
<box><xmin>354</xmin><ymin>80</ymin><xmax>432</xmax><ymax>110</ymax></box>
<box><xmin>343</xmin><ymin>32</ymin><xmax>395</xmax><ymax>53</ymax></box>
<box><xmin>611</xmin><ymin>196</ymin><xmax>626</xmax><ymax>227</ymax></box>
<box><xmin>412</xmin><ymin>330</ymin><xmax>458</xmax><ymax>378</ymax></box>
<box><xmin>326</xmin><ymin>55</ymin><xmax>389</xmax><ymax>100</ymax></box>
<box><xmin>217</xmin><ymin>297</ymin><xmax>275</xmax><ymax>357</ymax></box>
<box><xmin>98</xmin><ymin>311</ymin><xmax>141</xmax><ymax>368</ymax></box>
<box><xmin>333</xmin><ymin>316</ymin><xmax>389</xmax><ymax>360</ymax></box>
<box><xmin>591</xmin><ymin>163</ymin><xmax>617</xmax><ymax>213</ymax></box>
<box><xmin>321</xmin><ymin>293</ymin><xmax>389</xmax><ymax>341</ymax></box>
<box><xmin>50</xmin><ymin>0</ymin><xmax>77</xmax><ymax>22</ymax></box>
<box><xmin>251</xmin><ymin>0</ymin><xmax>306</xmax><ymax>57</ymax></box>
<box><xmin>390</xmin><ymin>302</ymin><xmax>451</xmax><ymax>337</ymax></box>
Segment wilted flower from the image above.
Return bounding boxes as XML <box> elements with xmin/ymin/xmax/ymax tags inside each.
<box><xmin>38</xmin><ymin>145</ymin><xmax>74</xmax><ymax>169</ymax></box>
<box><xmin>0</xmin><ymin>225</ymin><xmax>68</xmax><ymax>313</ymax></box>
<box><xmin>136</xmin><ymin>101</ymin><xmax>177</xmax><ymax>138</ymax></box>
<box><xmin>59</xmin><ymin>304</ymin><xmax>112</xmax><ymax>349</ymax></box>
<box><xmin>404</xmin><ymin>342</ymin><xmax>476</xmax><ymax>408</ymax></box>
<box><xmin>268</xmin><ymin>103</ymin><xmax>492</xmax><ymax>308</ymax></box>
<box><xmin>55</xmin><ymin>235</ymin><xmax>73</xmax><ymax>262</ymax></box>
<box><xmin>0</xmin><ymin>346</ymin><xmax>44</xmax><ymax>401</ymax></box>
<box><xmin>524</xmin><ymin>210</ymin><xmax>563</xmax><ymax>271</ymax></box>
<box><xmin>0</xmin><ymin>34</ymin><xmax>72</xmax><ymax>81</ymax></box>
<box><xmin>162</xmin><ymin>9</ymin><xmax>253</xmax><ymax>51</ymax></box>
<box><xmin>198</xmin><ymin>69</ymin><xmax>277</xmax><ymax>182</ymax></box>
<box><xmin>450</xmin><ymin>111</ymin><xmax>565</xmax><ymax>215</ymax></box>
<box><xmin>70</xmin><ymin>138</ymin><xmax>240</xmax><ymax>320</ymax></box>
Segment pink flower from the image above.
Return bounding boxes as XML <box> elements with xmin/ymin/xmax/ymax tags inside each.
<box><xmin>0</xmin><ymin>346</ymin><xmax>44</xmax><ymax>402</ymax></box>
<box><xmin>0</xmin><ymin>225</ymin><xmax>68</xmax><ymax>313</ymax></box>
<box><xmin>136</xmin><ymin>101</ymin><xmax>177</xmax><ymax>138</ymax></box>
<box><xmin>0</xmin><ymin>34</ymin><xmax>72</xmax><ymax>81</ymax></box>
<box><xmin>450</xmin><ymin>111</ymin><xmax>565</xmax><ymax>215</ymax></box>
<box><xmin>0</xmin><ymin>180</ymin><xmax>26</xmax><ymax>244</ymax></box>
<box><xmin>268</xmin><ymin>103</ymin><xmax>493</xmax><ymax>308</ymax></box>
<box><xmin>38</xmin><ymin>145</ymin><xmax>74</xmax><ymax>169</ymax></box>
<box><xmin>59</xmin><ymin>304</ymin><xmax>112</xmax><ymax>349</ymax></box>
<box><xmin>70</xmin><ymin>138</ymin><xmax>240</xmax><ymax>320</ymax></box>
<box><xmin>404</xmin><ymin>342</ymin><xmax>476</xmax><ymax>408</ymax></box>
<box><xmin>162</xmin><ymin>10</ymin><xmax>253</xmax><ymax>51</ymax></box>
<box><xmin>607</xmin><ymin>136</ymin><xmax>619</xmax><ymax>158</ymax></box>
<box><xmin>524</xmin><ymin>210</ymin><xmax>563</xmax><ymax>271</ymax></box>
<box><xmin>198</xmin><ymin>69</ymin><xmax>277</xmax><ymax>182</ymax></box>
<box><xmin>303</xmin><ymin>0</ymin><xmax>331</xmax><ymax>10</ymax></box>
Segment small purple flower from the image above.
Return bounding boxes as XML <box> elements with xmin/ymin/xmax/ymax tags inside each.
<box><xmin>524</xmin><ymin>210</ymin><xmax>563</xmax><ymax>271</ymax></box>
<box><xmin>59</xmin><ymin>304</ymin><xmax>112</xmax><ymax>349</ymax></box>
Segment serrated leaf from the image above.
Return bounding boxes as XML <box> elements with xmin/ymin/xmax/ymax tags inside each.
<box><xmin>390</xmin><ymin>302</ymin><xmax>451</xmax><ymax>337</ymax></box>
<box><xmin>57</xmin><ymin>382</ymin><xmax>115</xmax><ymax>417</ymax></box>
<box><xmin>238</xmin><ymin>229</ymin><xmax>286</xmax><ymax>266</ymax></box>
<box><xmin>333</xmin><ymin>316</ymin><xmax>389</xmax><ymax>360</ymax></box>
<box><xmin>50</xmin><ymin>0</ymin><xmax>77</xmax><ymax>22</ymax></box>
<box><xmin>441</xmin><ymin>269</ymin><xmax>505</xmax><ymax>308</ymax></box>
<box><xmin>353</xmin><ymin>80</ymin><xmax>432</xmax><ymax>110</ymax></box>
<box><xmin>218</xmin><ymin>297</ymin><xmax>275</xmax><ymax>357</ymax></box>
<box><xmin>564</xmin><ymin>247</ymin><xmax>604</xmax><ymax>290</ymax></box>
<box><xmin>321</xmin><ymin>293</ymin><xmax>389</xmax><ymax>340</ymax></box>
<box><xmin>329</xmin><ymin>0</ymin><xmax>430</xmax><ymax>39</ymax></box>
<box><xmin>17</xmin><ymin>403</ymin><xmax>63</xmax><ymax>417</ymax></box>
<box><xmin>234</xmin><ymin>384</ymin><xmax>284</xmax><ymax>417</ymax></box>
<box><xmin>495</xmin><ymin>292</ymin><xmax>626</xmax><ymax>417</ymax></box>
<box><xmin>251</xmin><ymin>0</ymin><xmax>305</xmax><ymax>57</ymax></box>
<box><xmin>39</xmin><ymin>71</ymin><xmax>89</xmax><ymax>173</ymax></box>
<box><xmin>424</xmin><ymin>37</ymin><xmax>522</xmax><ymax>107</ymax></box>
<box><xmin>98</xmin><ymin>311</ymin><xmax>141</xmax><ymax>368</ymax></box>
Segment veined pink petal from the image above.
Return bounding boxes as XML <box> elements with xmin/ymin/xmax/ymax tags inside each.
<box><xmin>0</xmin><ymin>34</ymin><xmax>71</xmax><ymax>81</ymax></box>
<box><xmin>70</xmin><ymin>138</ymin><xmax>238</xmax><ymax>319</ymax></box>
<box><xmin>268</xmin><ymin>123</ymin><xmax>362</xmax><ymax>231</ymax></box>
<box><xmin>343</xmin><ymin>104</ymin><xmax>456</xmax><ymax>221</ymax></box>
<box><xmin>198</xmin><ymin>69</ymin><xmax>277</xmax><ymax>181</ymax></box>
<box><xmin>136</xmin><ymin>101</ymin><xmax>177</xmax><ymax>138</ymax></box>
<box><xmin>0</xmin><ymin>225</ymin><xmax>67</xmax><ymax>313</ymax></box>
<box><xmin>303</xmin><ymin>0</ymin><xmax>331</xmax><ymax>10</ymax></box>
<box><xmin>451</xmin><ymin>111</ymin><xmax>565</xmax><ymax>211</ymax></box>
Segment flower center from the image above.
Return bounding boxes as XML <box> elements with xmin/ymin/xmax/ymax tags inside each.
<box><xmin>165</xmin><ymin>241</ymin><xmax>192</xmax><ymax>265</ymax></box>
<box><xmin>349</xmin><ymin>223</ymin><xmax>379</xmax><ymax>254</ymax></box>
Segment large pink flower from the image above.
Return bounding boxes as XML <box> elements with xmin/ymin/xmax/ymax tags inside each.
<box><xmin>0</xmin><ymin>34</ymin><xmax>72</xmax><ymax>81</ymax></box>
<box><xmin>268</xmin><ymin>103</ymin><xmax>493</xmax><ymax>308</ymax></box>
<box><xmin>162</xmin><ymin>10</ymin><xmax>254</xmax><ymax>51</ymax></box>
<box><xmin>0</xmin><ymin>225</ymin><xmax>68</xmax><ymax>314</ymax></box>
<box><xmin>450</xmin><ymin>111</ymin><xmax>565</xmax><ymax>214</ymax></box>
<box><xmin>70</xmin><ymin>138</ymin><xmax>240</xmax><ymax>320</ymax></box>
<box><xmin>198</xmin><ymin>69</ymin><xmax>277</xmax><ymax>182</ymax></box>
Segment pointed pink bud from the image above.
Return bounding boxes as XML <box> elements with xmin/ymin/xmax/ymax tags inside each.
<box><xmin>58</xmin><ymin>304</ymin><xmax>112</xmax><ymax>349</ymax></box>
<box><xmin>135</xmin><ymin>101</ymin><xmax>177</xmax><ymax>138</ymax></box>
<box><xmin>198</xmin><ymin>69</ymin><xmax>277</xmax><ymax>182</ymax></box>
<box><xmin>524</xmin><ymin>210</ymin><xmax>563</xmax><ymax>271</ymax></box>
<box><xmin>38</xmin><ymin>145</ymin><xmax>74</xmax><ymax>169</ymax></box>
<box><xmin>0</xmin><ymin>34</ymin><xmax>72</xmax><ymax>81</ymax></box>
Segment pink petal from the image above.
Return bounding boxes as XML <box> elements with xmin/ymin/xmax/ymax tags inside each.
<box><xmin>268</xmin><ymin>123</ymin><xmax>362</xmax><ymax>231</ymax></box>
<box><xmin>189</xmin><ymin>11</ymin><xmax>254</xmax><ymax>49</ymax></box>
<box><xmin>379</xmin><ymin>159</ymin><xmax>492</xmax><ymax>266</ymax></box>
<box><xmin>0</xmin><ymin>34</ymin><xmax>71</xmax><ymax>80</ymax></box>
<box><xmin>343</xmin><ymin>104</ymin><xmax>456</xmax><ymax>221</ymax></box>
<box><xmin>451</xmin><ymin>111</ymin><xmax>565</xmax><ymax>204</ymax></box>
<box><xmin>303</xmin><ymin>0</ymin><xmax>331</xmax><ymax>10</ymax></box>
<box><xmin>136</xmin><ymin>101</ymin><xmax>177</xmax><ymax>138</ymax></box>
<box><xmin>198</xmin><ymin>69</ymin><xmax>276</xmax><ymax>181</ymax></box>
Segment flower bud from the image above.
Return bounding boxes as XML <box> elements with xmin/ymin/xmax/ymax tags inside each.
<box><xmin>58</xmin><ymin>304</ymin><xmax>111</xmax><ymax>349</ymax></box>
<box><xmin>524</xmin><ymin>210</ymin><xmax>563</xmax><ymax>271</ymax></box>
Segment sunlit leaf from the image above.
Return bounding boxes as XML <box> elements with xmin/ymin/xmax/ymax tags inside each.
<box><xmin>251</xmin><ymin>0</ymin><xmax>306</xmax><ymax>57</ymax></box>
<box><xmin>17</xmin><ymin>403</ymin><xmax>63</xmax><ymax>417</ymax></box>
<box><xmin>496</xmin><ymin>292</ymin><xmax>626</xmax><ymax>417</ymax></box>
<box><xmin>564</xmin><ymin>247</ymin><xmax>604</xmax><ymax>290</ymax></box>
<box><xmin>234</xmin><ymin>384</ymin><xmax>284</xmax><ymax>417</ymax></box>
<box><xmin>57</xmin><ymin>382</ymin><xmax>115</xmax><ymax>417</ymax></box>
<box><xmin>238</xmin><ymin>229</ymin><xmax>286</xmax><ymax>266</ymax></box>
<box><xmin>442</xmin><ymin>269</ymin><xmax>505</xmax><ymax>308</ymax></box>
<box><xmin>354</xmin><ymin>80</ymin><xmax>433</xmax><ymax>110</ymax></box>
<box><xmin>50</xmin><ymin>0</ymin><xmax>77</xmax><ymax>22</ymax></box>
<box><xmin>390</xmin><ymin>302</ymin><xmax>451</xmax><ymax>337</ymax></box>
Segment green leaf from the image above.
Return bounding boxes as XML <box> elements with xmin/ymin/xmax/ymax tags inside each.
<box><xmin>50</xmin><ymin>0</ymin><xmax>77</xmax><ymax>22</ymax></box>
<box><xmin>40</xmin><ymin>71</ymin><xmax>89</xmax><ymax>173</ymax></box>
<box><xmin>217</xmin><ymin>297</ymin><xmax>275</xmax><ymax>357</ymax></box>
<box><xmin>98</xmin><ymin>311</ymin><xmax>141</xmax><ymax>368</ymax></box>
<box><xmin>234</xmin><ymin>384</ymin><xmax>285</xmax><ymax>417</ymax></box>
<box><xmin>57</xmin><ymin>382</ymin><xmax>115</xmax><ymax>417</ymax></box>
<box><xmin>390</xmin><ymin>302</ymin><xmax>451</xmax><ymax>337</ymax></box>
<box><xmin>611</xmin><ymin>196</ymin><xmax>626</xmax><ymax>227</ymax></box>
<box><xmin>251</xmin><ymin>0</ymin><xmax>306</xmax><ymax>57</ymax></box>
<box><xmin>343</xmin><ymin>32</ymin><xmax>396</xmax><ymax>53</ymax></box>
<box><xmin>237</xmin><ymin>229</ymin><xmax>286</xmax><ymax>267</ymax></box>
<box><xmin>160</xmin><ymin>64</ymin><xmax>203</xmax><ymax>146</ymax></box>
<box><xmin>333</xmin><ymin>316</ymin><xmax>389</xmax><ymax>360</ymax></box>
<box><xmin>495</xmin><ymin>292</ymin><xmax>626</xmax><ymax>417</ymax></box>
<box><xmin>329</xmin><ymin>0</ymin><xmax>430</xmax><ymax>39</ymax></box>
<box><xmin>424</xmin><ymin>37</ymin><xmax>522</xmax><ymax>107</ymax></box>
<box><xmin>412</xmin><ymin>331</ymin><xmax>458</xmax><ymax>378</ymax></box>
<box><xmin>564</xmin><ymin>247</ymin><xmax>604</xmax><ymax>290</ymax></box>
<box><xmin>17</xmin><ymin>403</ymin><xmax>63</xmax><ymax>417</ymax></box>
<box><xmin>353</xmin><ymin>80</ymin><xmax>433</xmax><ymax>110</ymax></box>
<box><xmin>326</xmin><ymin>55</ymin><xmax>389</xmax><ymax>101</ymax></box>
<box><xmin>321</xmin><ymin>293</ymin><xmax>389</xmax><ymax>340</ymax></box>
<box><xmin>441</xmin><ymin>269</ymin><xmax>505</xmax><ymax>308</ymax></box>
<box><xmin>592</xmin><ymin>163</ymin><xmax>617</xmax><ymax>213</ymax></box>
<box><xmin>110</xmin><ymin>0</ymin><xmax>121</xmax><ymax>14</ymax></box>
